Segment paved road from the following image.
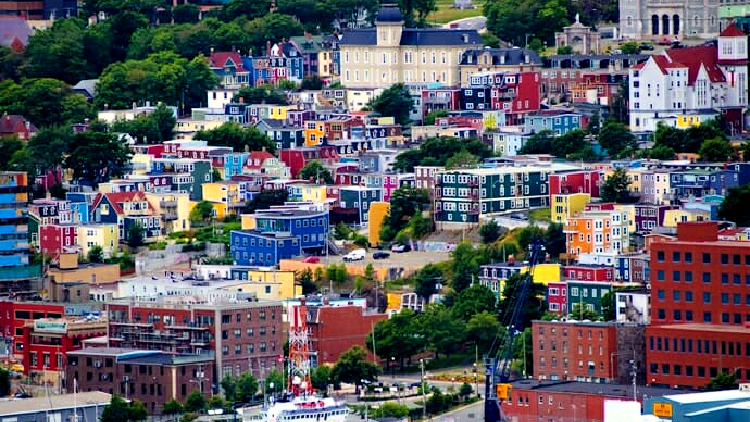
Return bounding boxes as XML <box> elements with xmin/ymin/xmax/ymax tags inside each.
<box><xmin>443</xmin><ymin>16</ymin><xmax>487</xmax><ymax>31</ymax></box>
<box><xmin>323</xmin><ymin>250</ymin><xmax>452</xmax><ymax>269</ymax></box>
<box><xmin>436</xmin><ymin>400</ymin><xmax>484</xmax><ymax>422</ymax></box>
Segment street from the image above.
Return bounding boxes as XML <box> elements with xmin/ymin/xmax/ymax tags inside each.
<box><xmin>323</xmin><ymin>250</ymin><xmax>452</xmax><ymax>269</ymax></box>
<box><xmin>443</xmin><ymin>17</ymin><xmax>487</xmax><ymax>31</ymax></box>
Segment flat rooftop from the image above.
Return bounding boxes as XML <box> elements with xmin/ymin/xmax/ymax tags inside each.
<box><xmin>649</xmin><ymin>323</ymin><xmax>750</xmax><ymax>334</ymax></box>
<box><xmin>509</xmin><ymin>379</ymin><xmax>689</xmax><ymax>399</ymax></box>
<box><xmin>0</xmin><ymin>392</ymin><xmax>111</xmax><ymax>415</ymax></box>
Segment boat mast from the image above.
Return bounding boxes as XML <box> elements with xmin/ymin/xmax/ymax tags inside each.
<box><xmin>288</xmin><ymin>297</ymin><xmax>313</xmax><ymax>396</ymax></box>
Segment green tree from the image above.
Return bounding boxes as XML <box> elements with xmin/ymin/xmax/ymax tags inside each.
<box><xmin>373</xmin><ymin>402</ymin><xmax>409</xmax><ymax>418</ymax></box>
<box><xmin>311</xmin><ymin>365</ymin><xmax>333</xmax><ymax>392</ymax></box>
<box><xmin>194</xmin><ymin>122</ymin><xmax>275</xmax><ymax>153</ymax></box>
<box><xmin>24</xmin><ymin>19</ymin><xmax>89</xmax><ymax>83</ymax></box>
<box><xmin>369</xmin><ymin>83</ymin><xmax>413</xmax><ymax>126</ymax></box>
<box><xmin>425</xmin><ymin>387</ymin><xmax>446</xmax><ymax>415</ymax></box>
<box><xmin>498</xmin><ymin>273</ymin><xmax>546</xmax><ymax>329</ymax></box>
<box><xmin>221</xmin><ymin>375</ymin><xmax>238</xmax><ymax>402</ymax></box>
<box><xmin>414</xmin><ymin>264</ymin><xmax>443</xmax><ymax>300</ymax></box>
<box><xmin>367</xmin><ymin>309</ymin><xmax>422</xmax><ymax>366</ymax></box>
<box><xmin>298</xmin><ymin>161</ymin><xmax>334</xmax><ymax>184</ymax></box>
<box><xmin>237</xmin><ymin>372</ymin><xmax>260</xmax><ymax>402</ymax></box>
<box><xmin>394</xmin><ymin>137</ymin><xmax>491</xmax><ymax>172</ymax></box>
<box><xmin>126</xmin><ymin>223</ymin><xmax>145</xmax><ymax>249</ymax></box>
<box><xmin>699</xmin><ymin>138</ymin><xmax>734</xmax><ymax>162</ymax></box>
<box><xmin>191</xmin><ymin>201</ymin><xmax>215</xmax><ymax>222</ymax></box>
<box><xmin>551</xmin><ymin>129</ymin><xmax>587</xmax><ymax>158</ymax></box>
<box><xmin>63</xmin><ymin>131</ymin><xmax>132</xmax><ymax>186</ymax></box>
<box><xmin>479</xmin><ymin>219</ymin><xmax>501</xmax><ymax>244</ymax></box>
<box><xmin>556</xmin><ymin>45</ymin><xmax>573</xmax><ymax>54</ymax></box>
<box><xmin>297</xmin><ymin>268</ymin><xmax>317</xmax><ymax>294</ymax></box>
<box><xmin>719</xmin><ymin>184</ymin><xmax>750</xmax><ymax>227</ymax></box>
<box><xmin>111</xmin><ymin>103</ymin><xmax>176</xmax><ymax>144</ymax></box>
<box><xmin>423</xmin><ymin>109</ymin><xmax>448</xmax><ymax>125</ymax></box>
<box><xmin>570</xmin><ymin>303</ymin><xmax>600</xmax><ymax>320</ymax></box>
<box><xmin>450</xmin><ymin>241</ymin><xmax>481</xmax><ymax>292</ymax></box>
<box><xmin>466</xmin><ymin>311</ymin><xmax>501</xmax><ymax>355</ymax></box>
<box><xmin>163</xmin><ymin>399</ymin><xmax>185</xmax><ymax>415</ymax></box>
<box><xmin>264</xmin><ymin>369</ymin><xmax>285</xmax><ymax>395</ymax></box>
<box><xmin>519</xmin><ymin>130</ymin><xmax>554</xmax><ymax>155</ymax></box>
<box><xmin>705</xmin><ymin>371</ymin><xmax>739</xmax><ymax>391</ymax></box>
<box><xmin>101</xmin><ymin>394</ymin><xmax>148</xmax><ymax>422</ymax></box>
<box><xmin>600</xmin><ymin>290</ymin><xmax>616</xmax><ymax>321</ymax></box>
<box><xmin>648</xmin><ymin>144</ymin><xmax>676</xmax><ymax>160</ymax></box>
<box><xmin>223</xmin><ymin>0</ymin><xmax>272</xmax><ymax>20</ymax></box>
<box><xmin>331</xmin><ymin>345</ymin><xmax>379</xmax><ymax>392</ymax></box>
<box><xmin>246</xmin><ymin>189</ymin><xmax>289</xmax><ymax>213</ymax></box>
<box><xmin>459</xmin><ymin>382</ymin><xmax>474</xmax><ymax>399</ymax></box>
<box><xmin>0</xmin><ymin>79</ymin><xmax>93</xmax><ymax>128</ymax></box>
<box><xmin>0</xmin><ymin>137</ymin><xmax>23</xmax><ymax>171</ymax></box>
<box><xmin>544</xmin><ymin>222</ymin><xmax>566</xmax><ymax>258</ymax></box>
<box><xmin>380</xmin><ymin>188</ymin><xmax>430</xmax><ymax>242</ymax></box>
<box><xmin>0</xmin><ymin>46</ymin><xmax>26</xmax><ymax>82</ymax></box>
<box><xmin>173</xmin><ymin>4</ymin><xmax>201</xmax><ymax>23</ymax></box>
<box><xmin>598</xmin><ymin>119</ymin><xmax>636</xmax><ymax>158</ymax></box>
<box><xmin>620</xmin><ymin>41</ymin><xmax>640</xmax><ymax>54</ymax></box>
<box><xmin>233</xmin><ymin>85</ymin><xmax>288</xmax><ymax>105</ymax></box>
<box><xmin>87</xmin><ymin>245</ymin><xmax>104</xmax><ymax>263</ymax></box>
<box><xmin>420</xmin><ymin>304</ymin><xmax>465</xmax><ymax>358</ymax></box>
<box><xmin>185</xmin><ymin>390</ymin><xmax>207</xmax><ymax>412</ymax></box>
<box><xmin>448</xmin><ymin>284</ymin><xmax>497</xmax><ymax>321</ymax></box>
<box><xmin>445</xmin><ymin>151</ymin><xmax>480</xmax><ymax>169</ymax></box>
<box><xmin>600</xmin><ymin>168</ymin><xmax>638</xmax><ymax>204</ymax></box>
<box><xmin>301</xmin><ymin>76</ymin><xmax>324</xmax><ymax>90</ymax></box>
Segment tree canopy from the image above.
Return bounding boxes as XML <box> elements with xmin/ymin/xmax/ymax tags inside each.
<box><xmin>298</xmin><ymin>161</ymin><xmax>335</xmax><ymax>184</ymax></box>
<box><xmin>0</xmin><ymin>78</ymin><xmax>93</xmax><ymax>128</ymax></box>
<box><xmin>369</xmin><ymin>83</ymin><xmax>413</xmax><ymax>126</ymax></box>
<box><xmin>380</xmin><ymin>188</ymin><xmax>431</xmax><ymax>242</ymax></box>
<box><xmin>600</xmin><ymin>168</ymin><xmax>638</xmax><ymax>204</ymax></box>
<box><xmin>194</xmin><ymin>122</ymin><xmax>276</xmax><ymax>154</ymax></box>
<box><xmin>719</xmin><ymin>184</ymin><xmax>750</xmax><ymax>227</ymax></box>
<box><xmin>63</xmin><ymin>131</ymin><xmax>133</xmax><ymax>186</ymax></box>
<box><xmin>598</xmin><ymin>119</ymin><xmax>636</xmax><ymax>158</ymax></box>
<box><xmin>111</xmin><ymin>103</ymin><xmax>176</xmax><ymax>143</ymax></box>
<box><xmin>394</xmin><ymin>137</ymin><xmax>492</xmax><ymax>172</ymax></box>
<box><xmin>331</xmin><ymin>345</ymin><xmax>379</xmax><ymax>391</ymax></box>
<box><xmin>101</xmin><ymin>395</ymin><xmax>148</xmax><ymax>422</ymax></box>
<box><xmin>698</xmin><ymin>138</ymin><xmax>734</xmax><ymax>163</ymax></box>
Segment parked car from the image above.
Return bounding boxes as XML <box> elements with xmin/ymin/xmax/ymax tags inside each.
<box><xmin>302</xmin><ymin>256</ymin><xmax>321</xmax><ymax>264</ymax></box>
<box><xmin>510</xmin><ymin>213</ymin><xmax>528</xmax><ymax>220</ymax></box>
<box><xmin>373</xmin><ymin>251</ymin><xmax>390</xmax><ymax>259</ymax></box>
<box><xmin>638</xmin><ymin>44</ymin><xmax>654</xmax><ymax>51</ymax></box>
<box><xmin>657</xmin><ymin>38</ymin><xmax>673</xmax><ymax>46</ymax></box>
<box><xmin>391</xmin><ymin>243</ymin><xmax>413</xmax><ymax>253</ymax></box>
<box><xmin>343</xmin><ymin>249</ymin><xmax>366</xmax><ymax>262</ymax></box>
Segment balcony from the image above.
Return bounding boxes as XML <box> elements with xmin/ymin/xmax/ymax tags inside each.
<box><xmin>467</xmin><ymin>179</ymin><xmax>478</xmax><ymax>187</ymax></box>
<box><xmin>164</xmin><ymin>211</ymin><xmax>178</xmax><ymax>221</ymax></box>
<box><xmin>424</xmin><ymin>96</ymin><xmax>451</xmax><ymax>105</ymax></box>
<box><xmin>160</xmin><ymin>200</ymin><xmax>177</xmax><ymax>208</ymax></box>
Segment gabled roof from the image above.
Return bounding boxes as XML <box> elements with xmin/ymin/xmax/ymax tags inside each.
<box><xmin>0</xmin><ymin>114</ymin><xmax>37</xmax><ymax>135</ymax></box>
<box><xmin>73</xmin><ymin>79</ymin><xmax>99</xmax><ymax>98</ymax></box>
<box><xmin>719</xmin><ymin>23</ymin><xmax>746</xmax><ymax>37</ymax></box>
<box><xmin>635</xmin><ymin>46</ymin><xmax>725</xmax><ymax>85</ymax></box>
<box><xmin>247</xmin><ymin>151</ymin><xmax>275</xmax><ymax>169</ymax></box>
<box><xmin>209</xmin><ymin>52</ymin><xmax>247</xmax><ymax>72</ymax></box>
<box><xmin>91</xmin><ymin>191</ymin><xmax>153</xmax><ymax>215</ymax></box>
<box><xmin>0</xmin><ymin>17</ymin><xmax>31</xmax><ymax>48</ymax></box>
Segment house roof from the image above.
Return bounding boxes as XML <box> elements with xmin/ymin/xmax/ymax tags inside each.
<box><xmin>0</xmin><ymin>17</ymin><xmax>31</xmax><ymax>48</ymax></box>
<box><xmin>340</xmin><ymin>28</ymin><xmax>481</xmax><ymax>46</ymax></box>
<box><xmin>0</xmin><ymin>114</ymin><xmax>37</xmax><ymax>135</ymax></box>
<box><xmin>91</xmin><ymin>191</ymin><xmax>154</xmax><ymax>215</ymax></box>
<box><xmin>719</xmin><ymin>23</ymin><xmax>746</xmax><ymax>37</ymax></box>
<box><xmin>209</xmin><ymin>51</ymin><xmax>247</xmax><ymax>72</ymax></box>
<box><xmin>634</xmin><ymin>46</ymin><xmax>725</xmax><ymax>85</ymax></box>
<box><xmin>376</xmin><ymin>4</ymin><xmax>404</xmax><ymax>22</ymax></box>
<box><xmin>73</xmin><ymin>79</ymin><xmax>99</xmax><ymax>98</ymax></box>
<box><xmin>257</xmin><ymin>118</ymin><xmax>301</xmax><ymax>130</ymax></box>
<box><xmin>247</xmin><ymin>151</ymin><xmax>275</xmax><ymax>169</ymax></box>
<box><xmin>460</xmin><ymin>48</ymin><xmax>543</xmax><ymax>66</ymax></box>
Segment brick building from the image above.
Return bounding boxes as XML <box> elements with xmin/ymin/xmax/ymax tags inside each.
<box><xmin>307</xmin><ymin>304</ymin><xmax>387</xmax><ymax>366</ymax></box>
<box><xmin>647</xmin><ymin>221</ymin><xmax>750</xmax><ymax>389</ymax></box>
<box><xmin>500</xmin><ymin>379</ymin><xmax>684</xmax><ymax>422</ymax></box>
<box><xmin>66</xmin><ymin>348</ymin><xmax>214</xmax><ymax>415</ymax></box>
<box><xmin>533</xmin><ymin>320</ymin><xmax>646</xmax><ymax>384</ymax></box>
<box><xmin>106</xmin><ymin>299</ymin><xmax>284</xmax><ymax>381</ymax></box>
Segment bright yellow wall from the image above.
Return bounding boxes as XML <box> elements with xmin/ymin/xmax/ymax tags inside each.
<box><xmin>368</xmin><ymin>202</ymin><xmax>390</xmax><ymax>246</ymax></box>
<box><xmin>222</xmin><ymin>270</ymin><xmax>298</xmax><ymax>300</ymax></box>
<box><xmin>77</xmin><ymin>224</ymin><xmax>119</xmax><ymax>258</ymax></box>
<box><xmin>676</xmin><ymin>115</ymin><xmax>702</xmax><ymax>129</ymax></box>
<box><xmin>550</xmin><ymin>193</ymin><xmax>590</xmax><ymax>223</ymax></box>
<box><xmin>663</xmin><ymin>209</ymin><xmax>711</xmax><ymax>228</ymax></box>
<box><xmin>241</xmin><ymin>214</ymin><xmax>256</xmax><ymax>230</ymax></box>
<box><xmin>300</xmin><ymin>185</ymin><xmax>327</xmax><ymax>203</ymax></box>
<box><xmin>304</xmin><ymin>121</ymin><xmax>326</xmax><ymax>147</ymax></box>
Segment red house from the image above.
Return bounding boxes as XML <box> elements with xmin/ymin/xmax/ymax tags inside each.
<box><xmin>549</xmin><ymin>170</ymin><xmax>603</xmax><ymax>198</ymax></box>
<box><xmin>39</xmin><ymin>224</ymin><xmax>78</xmax><ymax>257</ymax></box>
<box><xmin>0</xmin><ymin>114</ymin><xmax>38</xmax><ymax>141</ymax></box>
<box><xmin>280</xmin><ymin>146</ymin><xmax>339</xmax><ymax>178</ymax></box>
<box><xmin>0</xmin><ymin>301</ymin><xmax>66</xmax><ymax>357</ymax></box>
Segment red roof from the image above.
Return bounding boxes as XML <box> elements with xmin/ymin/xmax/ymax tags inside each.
<box><xmin>246</xmin><ymin>151</ymin><xmax>274</xmax><ymax>169</ymax></box>
<box><xmin>0</xmin><ymin>114</ymin><xmax>37</xmax><ymax>136</ymax></box>
<box><xmin>719</xmin><ymin>23</ymin><xmax>746</xmax><ymax>37</ymax></box>
<box><xmin>91</xmin><ymin>191</ymin><xmax>154</xmax><ymax>215</ymax></box>
<box><xmin>209</xmin><ymin>52</ymin><xmax>246</xmax><ymax>72</ymax></box>
<box><xmin>643</xmin><ymin>47</ymin><xmax>725</xmax><ymax>85</ymax></box>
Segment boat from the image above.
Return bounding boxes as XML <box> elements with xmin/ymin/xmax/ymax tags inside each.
<box><xmin>238</xmin><ymin>298</ymin><xmax>349</xmax><ymax>422</ymax></box>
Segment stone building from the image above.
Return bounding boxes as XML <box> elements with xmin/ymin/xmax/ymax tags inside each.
<box><xmin>620</xmin><ymin>0</ymin><xmax>720</xmax><ymax>41</ymax></box>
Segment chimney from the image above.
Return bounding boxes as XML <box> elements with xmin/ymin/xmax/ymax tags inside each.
<box><xmin>462</xmin><ymin>33</ymin><xmax>469</xmax><ymax>44</ymax></box>
<box><xmin>266</xmin><ymin>40</ymin><xmax>272</xmax><ymax>57</ymax></box>
<box><xmin>238</xmin><ymin>97</ymin><xmax>244</xmax><ymax>104</ymax></box>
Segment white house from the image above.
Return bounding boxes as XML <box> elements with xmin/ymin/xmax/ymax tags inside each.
<box><xmin>615</xmin><ymin>289</ymin><xmax>650</xmax><ymax>324</ymax></box>
<box><xmin>628</xmin><ymin>24</ymin><xmax>748</xmax><ymax>132</ymax></box>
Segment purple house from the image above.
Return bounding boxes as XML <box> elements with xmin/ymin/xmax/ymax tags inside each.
<box><xmin>634</xmin><ymin>204</ymin><xmax>679</xmax><ymax>233</ymax></box>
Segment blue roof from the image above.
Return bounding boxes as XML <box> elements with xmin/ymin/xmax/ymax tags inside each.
<box><xmin>341</xmin><ymin>28</ymin><xmax>481</xmax><ymax>46</ymax></box>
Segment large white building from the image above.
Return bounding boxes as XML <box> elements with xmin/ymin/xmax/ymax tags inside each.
<box><xmin>619</xmin><ymin>0</ymin><xmax>720</xmax><ymax>41</ymax></box>
<box><xmin>628</xmin><ymin>24</ymin><xmax>748</xmax><ymax>132</ymax></box>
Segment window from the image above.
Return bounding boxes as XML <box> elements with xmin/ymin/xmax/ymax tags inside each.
<box><xmin>703</xmin><ymin>272</ymin><xmax>711</xmax><ymax>283</ymax></box>
<box><xmin>703</xmin><ymin>253</ymin><xmax>711</xmax><ymax>264</ymax></box>
<box><xmin>703</xmin><ymin>292</ymin><xmax>711</xmax><ymax>304</ymax></box>
<box><xmin>685</xmin><ymin>271</ymin><xmax>692</xmax><ymax>282</ymax></box>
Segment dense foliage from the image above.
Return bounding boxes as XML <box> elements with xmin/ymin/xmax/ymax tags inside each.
<box><xmin>394</xmin><ymin>137</ymin><xmax>492</xmax><ymax>172</ymax></box>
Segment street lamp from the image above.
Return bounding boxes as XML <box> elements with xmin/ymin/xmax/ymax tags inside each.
<box><xmin>473</xmin><ymin>363</ymin><xmax>479</xmax><ymax>398</ymax></box>
<box><xmin>391</xmin><ymin>357</ymin><xmax>395</xmax><ymax>379</ymax></box>
<box><xmin>420</xmin><ymin>359</ymin><xmax>426</xmax><ymax>420</ymax></box>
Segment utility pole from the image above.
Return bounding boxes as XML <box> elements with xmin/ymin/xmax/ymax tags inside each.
<box><xmin>420</xmin><ymin>359</ymin><xmax>426</xmax><ymax>420</ymax></box>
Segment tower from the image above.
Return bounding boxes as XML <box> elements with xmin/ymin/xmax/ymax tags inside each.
<box><xmin>288</xmin><ymin>298</ymin><xmax>313</xmax><ymax>395</ymax></box>
<box><xmin>375</xmin><ymin>4</ymin><xmax>403</xmax><ymax>47</ymax></box>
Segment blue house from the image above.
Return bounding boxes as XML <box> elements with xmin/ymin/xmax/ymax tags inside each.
<box><xmin>523</xmin><ymin>113</ymin><xmax>583</xmax><ymax>135</ymax></box>
<box><xmin>230</xmin><ymin>231</ymin><xmax>299</xmax><ymax>266</ymax></box>
<box><xmin>66</xmin><ymin>192</ymin><xmax>97</xmax><ymax>223</ymax></box>
<box><xmin>256</xmin><ymin>119</ymin><xmax>305</xmax><ymax>149</ymax></box>
<box><xmin>339</xmin><ymin>187</ymin><xmax>382</xmax><ymax>226</ymax></box>
<box><xmin>230</xmin><ymin>208</ymin><xmax>329</xmax><ymax>266</ymax></box>
<box><xmin>223</xmin><ymin>152</ymin><xmax>249</xmax><ymax>180</ymax></box>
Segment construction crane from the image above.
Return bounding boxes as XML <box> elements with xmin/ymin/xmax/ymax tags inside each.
<box><xmin>484</xmin><ymin>240</ymin><xmax>545</xmax><ymax>422</ymax></box>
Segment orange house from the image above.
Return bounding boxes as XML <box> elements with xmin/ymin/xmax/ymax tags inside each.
<box><xmin>564</xmin><ymin>209</ymin><xmax>629</xmax><ymax>257</ymax></box>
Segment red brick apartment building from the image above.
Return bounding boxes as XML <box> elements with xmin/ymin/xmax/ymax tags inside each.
<box><xmin>500</xmin><ymin>379</ymin><xmax>684</xmax><ymax>422</ymax></box>
<box><xmin>648</xmin><ymin>221</ymin><xmax>750</xmax><ymax>388</ymax></box>
<box><xmin>106</xmin><ymin>299</ymin><xmax>284</xmax><ymax>380</ymax></box>
<box><xmin>308</xmin><ymin>304</ymin><xmax>387</xmax><ymax>366</ymax></box>
<box><xmin>533</xmin><ymin>320</ymin><xmax>646</xmax><ymax>384</ymax></box>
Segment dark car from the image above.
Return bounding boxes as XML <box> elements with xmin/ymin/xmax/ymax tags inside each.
<box><xmin>373</xmin><ymin>251</ymin><xmax>390</xmax><ymax>259</ymax></box>
<box><xmin>638</xmin><ymin>44</ymin><xmax>654</xmax><ymax>51</ymax></box>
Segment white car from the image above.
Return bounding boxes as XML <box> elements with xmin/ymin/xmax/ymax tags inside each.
<box><xmin>391</xmin><ymin>244</ymin><xmax>406</xmax><ymax>253</ymax></box>
<box><xmin>343</xmin><ymin>249</ymin><xmax>366</xmax><ymax>262</ymax></box>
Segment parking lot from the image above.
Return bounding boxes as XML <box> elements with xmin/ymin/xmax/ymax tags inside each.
<box><xmin>321</xmin><ymin>250</ymin><xmax>452</xmax><ymax>269</ymax></box>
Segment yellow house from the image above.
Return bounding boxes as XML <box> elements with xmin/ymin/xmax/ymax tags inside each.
<box><xmin>174</xmin><ymin>119</ymin><xmax>224</xmax><ymax>141</ymax></box>
<box><xmin>486</xmin><ymin>263</ymin><xmax>561</xmax><ymax>297</ymax></box>
<box><xmin>129</xmin><ymin>154</ymin><xmax>153</xmax><ymax>176</ymax></box>
<box><xmin>550</xmin><ymin>193</ymin><xmax>590</xmax><ymax>223</ymax></box>
<box><xmin>386</xmin><ymin>292</ymin><xmax>403</xmax><ymax>315</ymax></box>
<box><xmin>662</xmin><ymin>208</ymin><xmax>712</xmax><ymax>228</ymax></box>
<box><xmin>319</xmin><ymin>51</ymin><xmax>335</xmax><ymax>78</ymax></box>
<box><xmin>201</xmin><ymin>181</ymin><xmax>245</xmax><ymax>219</ymax></box>
<box><xmin>304</xmin><ymin>120</ymin><xmax>326</xmax><ymax>147</ymax></box>
<box><xmin>219</xmin><ymin>269</ymin><xmax>299</xmax><ymax>300</ymax></box>
<box><xmin>368</xmin><ymin>202</ymin><xmax>390</xmax><ymax>246</ymax></box>
<box><xmin>675</xmin><ymin>115</ymin><xmax>703</xmax><ymax>129</ymax></box>
<box><xmin>613</xmin><ymin>203</ymin><xmax>636</xmax><ymax>235</ymax></box>
<box><xmin>77</xmin><ymin>224</ymin><xmax>119</xmax><ymax>258</ymax></box>
<box><xmin>268</xmin><ymin>105</ymin><xmax>295</xmax><ymax>120</ymax></box>
<box><xmin>241</xmin><ymin>214</ymin><xmax>256</xmax><ymax>230</ymax></box>
<box><xmin>299</xmin><ymin>185</ymin><xmax>327</xmax><ymax>203</ymax></box>
<box><xmin>146</xmin><ymin>192</ymin><xmax>191</xmax><ymax>234</ymax></box>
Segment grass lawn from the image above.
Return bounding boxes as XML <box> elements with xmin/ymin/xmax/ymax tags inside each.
<box><xmin>529</xmin><ymin>207</ymin><xmax>551</xmax><ymax>222</ymax></box>
<box><xmin>427</xmin><ymin>0</ymin><xmax>483</xmax><ymax>24</ymax></box>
